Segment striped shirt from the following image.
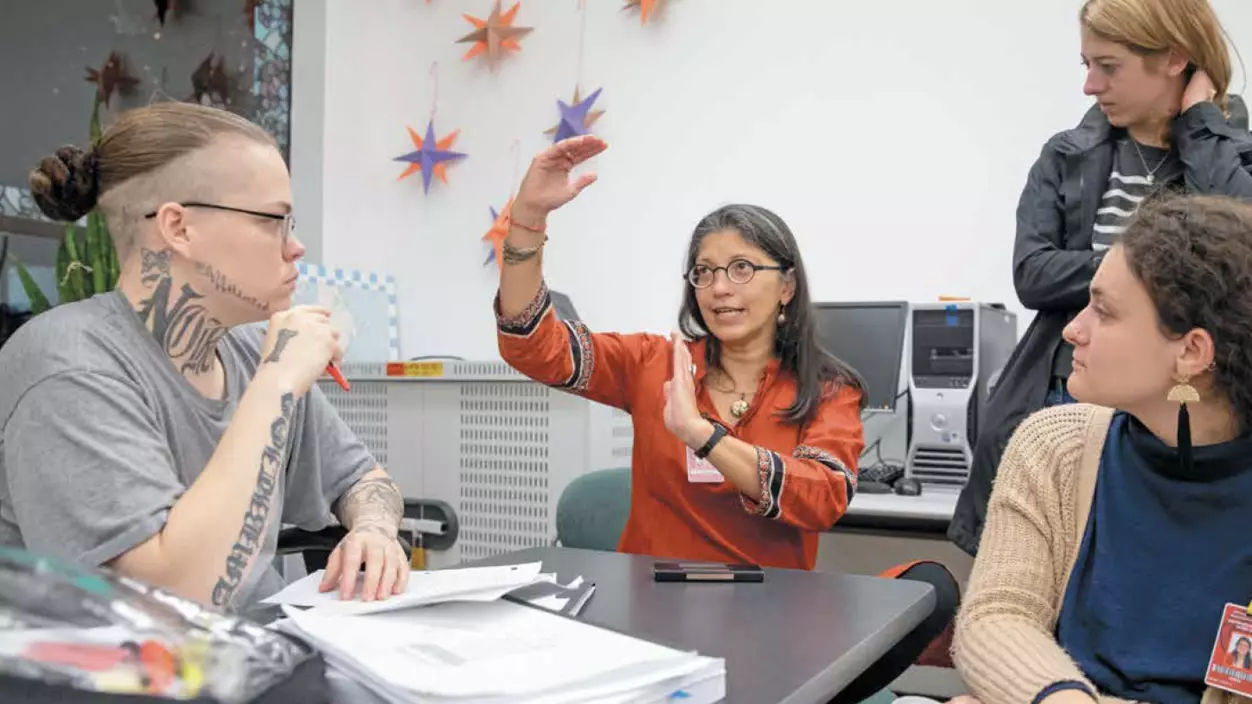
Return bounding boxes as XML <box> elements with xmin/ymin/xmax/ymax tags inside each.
<box><xmin>1055</xmin><ymin>137</ymin><xmax>1181</xmax><ymax>379</ymax></box>
<box><xmin>1091</xmin><ymin>139</ymin><xmax>1181</xmax><ymax>250</ymax></box>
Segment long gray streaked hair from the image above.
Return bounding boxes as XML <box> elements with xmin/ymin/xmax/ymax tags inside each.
<box><xmin>678</xmin><ymin>203</ymin><xmax>867</xmax><ymax>424</ymax></box>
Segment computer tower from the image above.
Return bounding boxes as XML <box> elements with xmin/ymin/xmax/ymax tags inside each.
<box><xmin>905</xmin><ymin>302</ymin><xmax>1017</xmax><ymax>486</ymax></box>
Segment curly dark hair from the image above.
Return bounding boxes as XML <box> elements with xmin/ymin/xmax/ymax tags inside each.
<box><xmin>1120</xmin><ymin>194</ymin><xmax>1252</xmax><ymax>424</ymax></box>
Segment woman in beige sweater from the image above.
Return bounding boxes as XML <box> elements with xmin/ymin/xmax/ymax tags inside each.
<box><xmin>952</xmin><ymin>195</ymin><xmax>1252</xmax><ymax>704</ymax></box>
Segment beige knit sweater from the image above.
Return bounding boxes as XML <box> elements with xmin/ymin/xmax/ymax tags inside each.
<box><xmin>952</xmin><ymin>403</ymin><xmax>1246</xmax><ymax>704</ymax></box>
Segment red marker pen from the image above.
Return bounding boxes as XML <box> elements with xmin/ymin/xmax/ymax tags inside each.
<box><xmin>326</xmin><ymin>362</ymin><xmax>350</xmax><ymax>391</ymax></box>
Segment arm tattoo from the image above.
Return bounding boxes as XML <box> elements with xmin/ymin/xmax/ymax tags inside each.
<box><xmin>135</xmin><ymin>248</ymin><xmax>227</xmax><ymax>375</ymax></box>
<box><xmin>196</xmin><ymin>262</ymin><xmax>271</xmax><ymax>313</ymax></box>
<box><xmin>211</xmin><ymin>392</ymin><xmax>296</xmax><ymax>608</ymax></box>
<box><xmin>263</xmin><ymin>329</ymin><xmax>298</xmax><ymax>363</ymax></box>
<box><xmin>338</xmin><ymin>476</ymin><xmax>404</xmax><ymax>535</ymax></box>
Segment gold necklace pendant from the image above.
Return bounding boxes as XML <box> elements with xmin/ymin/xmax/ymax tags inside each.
<box><xmin>730</xmin><ymin>397</ymin><xmax>750</xmax><ymax>418</ymax></box>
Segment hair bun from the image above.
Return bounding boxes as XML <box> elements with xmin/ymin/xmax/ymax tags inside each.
<box><xmin>28</xmin><ymin>145</ymin><xmax>100</xmax><ymax>222</ymax></box>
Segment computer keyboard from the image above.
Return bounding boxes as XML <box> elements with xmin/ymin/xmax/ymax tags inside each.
<box><xmin>859</xmin><ymin>462</ymin><xmax>905</xmax><ymax>486</ymax></box>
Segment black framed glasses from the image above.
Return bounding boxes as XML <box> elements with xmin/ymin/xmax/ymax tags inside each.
<box><xmin>144</xmin><ymin>202</ymin><xmax>295</xmax><ymax>247</ymax></box>
<box><xmin>686</xmin><ymin>258</ymin><xmax>786</xmax><ymax>289</ymax></box>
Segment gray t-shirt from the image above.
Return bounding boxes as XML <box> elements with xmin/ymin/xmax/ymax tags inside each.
<box><xmin>1053</xmin><ymin>137</ymin><xmax>1182</xmax><ymax>378</ymax></box>
<box><xmin>0</xmin><ymin>290</ymin><xmax>376</xmax><ymax>608</ymax></box>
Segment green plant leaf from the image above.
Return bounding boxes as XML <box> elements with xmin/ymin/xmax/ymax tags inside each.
<box><xmin>88</xmin><ymin>213</ymin><xmax>106</xmax><ymax>294</ymax></box>
<box><xmin>90</xmin><ymin>98</ymin><xmax>103</xmax><ymax>144</ymax></box>
<box><xmin>62</xmin><ymin>225</ymin><xmax>87</xmax><ymax>302</ymax></box>
<box><xmin>13</xmin><ymin>258</ymin><xmax>52</xmax><ymax>315</ymax></box>
<box><xmin>55</xmin><ymin>237</ymin><xmax>74</xmax><ymax>303</ymax></box>
<box><xmin>107</xmin><ymin>232</ymin><xmax>119</xmax><ymax>289</ymax></box>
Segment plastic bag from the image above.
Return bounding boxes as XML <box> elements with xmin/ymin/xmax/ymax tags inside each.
<box><xmin>0</xmin><ymin>547</ymin><xmax>320</xmax><ymax>702</ymax></box>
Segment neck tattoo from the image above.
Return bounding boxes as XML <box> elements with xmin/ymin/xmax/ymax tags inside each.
<box><xmin>196</xmin><ymin>262</ymin><xmax>271</xmax><ymax>313</ymax></box>
<box><xmin>135</xmin><ymin>248</ymin><xmax>228</xmax><ymax>376</ymax></box>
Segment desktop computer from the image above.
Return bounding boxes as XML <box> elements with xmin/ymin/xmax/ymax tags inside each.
<box><xmin>812</xmin><ymin>301</ymin><xmax>909</xmax><ymax>414</ymax></box>
<box><xmin>549</xmin><ymin>290</ymin><xmax>581</xmax><ymax>323</ymax></box>
<box><xmin>813</xmin><ymin>302</ymin><xmax>910</xmax><ymax>490</ymax></box>
<box><xmin>905</xmin><ymin>302</ymin><xmax>1016</xmax><ymax>487</ymax></box>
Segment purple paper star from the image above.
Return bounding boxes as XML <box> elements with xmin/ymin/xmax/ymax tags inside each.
<box><xmin>552</xmin><ymin>87</ymin><xmax>603</xmax><ymax>143</ymax></box>
<box><xmin>393</xmin><ymin>120</ymin><xmax>467</xmax><ymax>194</ymax></box>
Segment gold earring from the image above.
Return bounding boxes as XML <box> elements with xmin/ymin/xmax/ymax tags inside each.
<box><xmin>1166</xmin><ymin>380</ymin><xmax>1200</xmax><ymax>404</ymax></box>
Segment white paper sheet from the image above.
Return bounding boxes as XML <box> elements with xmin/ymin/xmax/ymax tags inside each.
<box><xmin>261</xmin><ymin>562</ymin><xmax>544</xmax><ymax>616</ymax></box>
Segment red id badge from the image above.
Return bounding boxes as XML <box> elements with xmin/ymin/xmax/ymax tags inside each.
<box><xmin>686</xmin><ymin>446</ymin><xmax>724</xmax><ymax>483</ymax></box>
<box><xmin>1205</xmin><ymin>603</ymin><xmax>1252</xmax><ymax>696</ymax></box>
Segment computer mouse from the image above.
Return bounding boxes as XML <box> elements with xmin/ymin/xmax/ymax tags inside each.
<box><xmin>893</xmin><ymin>477</ymin><xmax>923</xmax><ymax>496</ymax></box>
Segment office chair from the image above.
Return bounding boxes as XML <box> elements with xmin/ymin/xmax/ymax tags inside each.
<box><xmin>554</xmin><ymin>467</ymin><xmax>631</xmax><ymax>551</ymax></box>
<box><xmin>278</xmin><ymin>498</ymin><xmax>459</xmax><ymax>573</ymax></box>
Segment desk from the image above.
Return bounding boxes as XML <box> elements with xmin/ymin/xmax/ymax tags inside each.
<box><xmin>465</xmin><ymin>546</ymin><xmax>936</xmax><ymax>704</ymax></box>
<box><xmin>818</xmin><ymin>486</ymin><xmax>971</xmax><ymax>600</ymax></box>
<box><xmin>840</xmin><ymin>485</ymin><xmax>961</xmax><ymax>533</ymax></box>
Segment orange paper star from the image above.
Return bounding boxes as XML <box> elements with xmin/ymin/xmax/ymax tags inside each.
<box><xmin>457</xmin><ymin>0</ymin><xmax>533</xmax><ymax>68</ymax></box>
<box><xmin>482</xmin><ymin>196</ymin><xmax>514</xmax><ymax>270</ymax></box>
<box><xmin>623</xmin><ymin>0</ymin><xmax>661</xmax><ymax>24</ymax></box>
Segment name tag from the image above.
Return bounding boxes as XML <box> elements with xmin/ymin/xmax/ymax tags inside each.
<box><xmin>686</xmin><ymin>446</ymin><xmax>724</xmax><ymax>483</ymax></box>
<box><xmin>1205</xmin><ymin>603</ymin><xmax>1252</xmax><ymax>697</ymax></box>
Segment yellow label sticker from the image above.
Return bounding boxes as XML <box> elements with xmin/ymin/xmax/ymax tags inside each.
<box><xmin>386</xmin><ymin>361</ymin><xmax>444</xmax><ymax>378</ymax></box>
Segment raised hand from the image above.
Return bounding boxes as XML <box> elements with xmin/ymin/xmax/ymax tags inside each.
<box><xmin>513</xmin><ymin>135</ymin><xmax>607</xmax><ymax>218</ymax></box>
<box><xmin>663</xmin><ymin>332</ymin><xmax>710</xmax><ymax>448</ymax></box>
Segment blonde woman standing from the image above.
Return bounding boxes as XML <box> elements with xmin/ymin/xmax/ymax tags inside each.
<box><xmin>953</xmin><ymin>0</ymin><xmax>1252</xmax><ymax>558</ymax></box>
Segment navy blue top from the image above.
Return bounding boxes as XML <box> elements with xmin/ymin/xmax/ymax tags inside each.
<box><xmin>1056</xmin><ymin>412</ymin><xmax>1252</xmax><ymax>703</ymax></box>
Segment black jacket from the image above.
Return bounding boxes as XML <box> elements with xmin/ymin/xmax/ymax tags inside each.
<box><xmin>949</xmin><ymin>97</ymin><xmax>1252</xmax><ymax>557</ymax></box>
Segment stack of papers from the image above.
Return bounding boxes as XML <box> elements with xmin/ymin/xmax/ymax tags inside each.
<box><xmin>272</xmin><ymin>599</ymin><xmax>725</xmax><ymax>703</ymax></box>
<box><xmin>263</xmin><ymin>562</ymin><xmax>546</xmax><ymax>616</ymax></box>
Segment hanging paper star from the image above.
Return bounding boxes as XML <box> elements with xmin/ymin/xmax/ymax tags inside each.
<box><xmin>189</xmin><ymin>53</ymin><xmax>232</xmax><ymax>106</ymax></box>
<box><xmin>623</xmin><ymin>0</ymin><xmax>661</xmax><ymax>24</ymax></box>
<box><xmin>546</xmin><ymin>87</ymin><xmax>604</xmax><ymax>143</ymax></box>
<box><xmin>393</xmin><ymin>120</ymin><xmax>467</xmax><ymax>194</ymax></box>
<box><xmin>85</xmin><ymin>52</ymin><xmax>139</xmax><ymax>108</ymax></box>
<box><xmin>482</xmin><ymin>197</ymin><xmax>514</xmax><ymax>269</ymax></box>
<box><xmin>457</xmin><ymin>0</ymin><xmax>533</xmax><ymax>69</ymax></box>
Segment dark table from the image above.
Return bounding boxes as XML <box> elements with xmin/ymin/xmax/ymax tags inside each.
<box><xmin>465</xmin><ymin>547</ymin><xmax>935</xmax><ymax>704</ymax></box>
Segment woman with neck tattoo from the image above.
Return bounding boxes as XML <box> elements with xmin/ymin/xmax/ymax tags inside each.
<box><xmin>0</xmin><ymin>103</ymin><xmax>408</xmax><ymax>611</ymax></box>
<box><xmin>495</xmin><ymin>136</ymin><xmax>959</xmax><ymax>702</ymax></box>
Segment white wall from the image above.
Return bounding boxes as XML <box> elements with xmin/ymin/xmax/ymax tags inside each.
<box><xmin>307</xmin><ymin>0</ymin><xmax>1251</xmax><ymax>360</ymax></box>
<box><xmin>290</xmin><ymin>0</ymin><xmax>328</xmax><ymax>265</ymax></box>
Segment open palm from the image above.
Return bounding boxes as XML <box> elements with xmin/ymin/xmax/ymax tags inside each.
<box><xmin>515</xmin><ymin>135</ymin><xmax>608</xmax><ymax>214</ymax></box>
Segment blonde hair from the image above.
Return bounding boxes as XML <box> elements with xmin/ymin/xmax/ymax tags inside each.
<box><xmin>1080</xmin><ymin>0</ymin><xmax>1233</xmax><ymax>112</ymax></box>
<box><xmin>29</xmin><ymin>102</ymin><xmax>275</xmax><ymax>255</ymax></box>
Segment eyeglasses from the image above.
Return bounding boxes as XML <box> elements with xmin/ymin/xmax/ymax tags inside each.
<box><xmin>686</xmin><ymin>258</ymin><xmax>787</xmax><ymax>288</ymax></box>
<box><xmin>144</xmin><ymin>202</ymin><xmax>296</xmax><ymax>248</ymax></box>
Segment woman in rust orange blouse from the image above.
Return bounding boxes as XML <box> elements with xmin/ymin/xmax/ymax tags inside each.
<box><xmin>493</xmin><ymin>136</ymin><xmax>959</xmax><ymax>702</ymax></box>
<box><xmin>495</xmin><ymin>137</ymin><xmax>865</xmax><ymax>572</ymax></box>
